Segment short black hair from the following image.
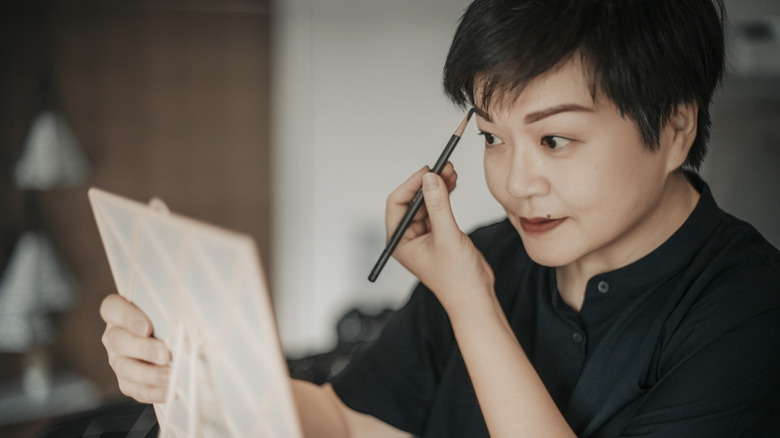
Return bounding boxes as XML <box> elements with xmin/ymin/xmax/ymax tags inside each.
<box><xmin>443</xmin><ymin>0</ymin><xmax>726</xmax><ymax>172</ymax></box>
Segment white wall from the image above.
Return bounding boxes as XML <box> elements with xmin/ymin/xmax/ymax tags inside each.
<box><xmin>272</xmin><ymin>0</ymin><xmax>505</xmax><ymax>357</ymax></box>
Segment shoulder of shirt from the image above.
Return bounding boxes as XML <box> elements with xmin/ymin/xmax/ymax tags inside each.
<box><xmin>718</xmin><ymin>211</ymin><xmax>780</xmax><ymax>269</ymax></box>
<box><xmin>675</xmin><ymin>210</ymin><xmax>780</xmax><ymax>335</ymax></box>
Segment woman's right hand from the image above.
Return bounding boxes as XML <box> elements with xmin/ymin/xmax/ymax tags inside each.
<box><xmin>100</xmin><ymin>293</ymin><xmax>171</xmax><ymax>403</ymax></box>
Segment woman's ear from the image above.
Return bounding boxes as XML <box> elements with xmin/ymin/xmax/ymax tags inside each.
<box><xmin>663</xmin><ymin>102</ymin><xmax>698</xmax><ymax>172</ymax></box>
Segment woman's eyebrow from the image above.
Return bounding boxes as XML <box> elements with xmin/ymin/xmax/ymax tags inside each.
<box><xmin>472</xmin><ymin>106</ymin><xmax>492</xmax><ymax>122</ymax></box>
<box><xmin>473</xmin><ymin>103</ymin><xmax>595</xmax><ymax>125</ymax></box>
<box><xmin>524</xmin><ymin>103</ymin><xmax>596</xmax><ymax>124</ymax></box>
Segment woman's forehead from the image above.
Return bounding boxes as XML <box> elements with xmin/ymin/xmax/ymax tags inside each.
<box><xmin>473</xmin><ymin>58</ymin><xmax>601</xmax><ymax>121</ymax></box>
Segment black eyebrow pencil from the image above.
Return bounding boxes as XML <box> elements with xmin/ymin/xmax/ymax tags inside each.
<box><xmin>368</xmin><ymin>108</ymin><xmax>475</xmax><ymax>282</ymax></box>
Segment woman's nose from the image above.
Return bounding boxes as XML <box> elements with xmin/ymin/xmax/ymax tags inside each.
<box><xmin>505</xmin><ymin>147</ymin><xmax>549</xmax><ymax>199</ymax></box>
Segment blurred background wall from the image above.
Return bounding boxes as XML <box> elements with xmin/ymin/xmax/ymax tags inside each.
<box><xmin>0</xmin><ymin>0</ymin><xmax>778</xmax><ymax>436</ymax></box>
<box><xmin>0</xmin><ymin>0</ymin><xmax>272</xmax><ymax>435</ymax></box>
<box><xmin>701</xmin><ymin>0</ymin><xmax>780</xmax><ymax>249</ymax></box>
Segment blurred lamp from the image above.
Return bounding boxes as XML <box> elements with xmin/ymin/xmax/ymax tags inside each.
<box><xmin>14</xmin><ymin>109</ymin><xmax>89</xmax><ymax>190</ymax></box>
<box><xmin>0</xmin><ymin>231</ymin><xmax>76</xmax><ymax>353</ymax></box>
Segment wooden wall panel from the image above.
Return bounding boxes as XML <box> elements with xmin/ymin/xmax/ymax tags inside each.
<box><xmin>0</xmin><ymin>0</ymin><xmax>272</xmax><ymax>432</ymax></box>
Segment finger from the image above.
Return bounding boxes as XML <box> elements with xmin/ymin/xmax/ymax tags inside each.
<box><xmin>387</xmin><ymin>166</ymin><xmax>428</xmax><ymax>208</ymax></box>
<box><xmin>100</xmin><ymin>294</ymin><xmax>153</xmax><ymax>337</ymax></box>
<box><xmin>111</xmin><ymin>355</ymin><xmax>171</xmax><ymax>388</ymax></box>
<box><xmin>387</xmin><ymin>164</ymin><xmax>455</xmax><ymax>227</ymax></box>
<box><xmin>440</xmin><ymin>161</ymin><xmax>458</xmax><ymax>192</ymax></box>
<box><xmin>386</xmin><ymin>167</ymin><xmax>429</xmax><ymax>237</ymax></box>
<box><xmin>117</xmin><ymin>380</ymin><xmax>169</xmax><ymax>404</ymax></box>
<box><xmin>103</xmin><ymin>325</ymin><xmax>171</xmax><ymax>366</ymax></box>
<box><xmin>406</xmin><ymin>218</ymin><xmax>430</xmax><ymax>239</ymax></box>
<box><xmin>411</xmin><ymin>202</ymin><xmax>429</xmax><ymax>222</ymax></box>
<box><xmin>410</xmin><ymin>164</ymin><xmax>454</xmax><ymax>223</ymax></box>
<box><xmin>421</xmin><ymin>173</ymin><xmax>459</xmax><ymax>238</ymax></box>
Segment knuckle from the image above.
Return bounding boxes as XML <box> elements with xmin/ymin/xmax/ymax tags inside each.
<box><xmin>98</xmin><ymin>295</ymin><xmax>112</xmax><ymax>321</ymax></box>
<box><xmin>118</xmin><ymin>305</ymin><xmax>137</xmax><ymax>331</ymax></box>
<box><xmin>117</xmin><ymin>380</ymin><xmax>133</xmax><ymax>397</ymax></box>
<box><xmin>138</xmin><ymin>385</ymin><xmax>149</xmax><ymax>401</ymax></box>
<box><xmin>107</xmin><ymin>326</ymin><xmax>133</xmax><ymax>357</ymax></box>
<box><xmin>145</xmin><ymin>341</ymin><xmax>165</xmax><ymax>364</ymax></box>
<box><xmin>113</xmin><ymin>356</ymin><xmax>131</xmax><ymax>378</ymax></box>
<box><xmin>102</xmin><ymin>326</ymin><xmax>118</xmax><ymax>351</ymax></box>
<box><xmin>107</xmin><ymin>353</ymin><xmax>118</xmax><ymax>370</ymax></box>
<box><xmin>140</xmin><ymin>385</ymin><xmax>160</xmax><ymax>404</ymax></box>
<box><xmin>143</xmin><ymin>343</ymin><xmax>156</xmax><ymax>362</ymax></box>
<box><xmin>100</xmin><ymin>294</ymin><xmax>126</xmax><ymax>324</ymax></box>
<box><xmin>151</xmin><ymin>386</ymin><xmax>167</xmax><ymax>403</ymax></box>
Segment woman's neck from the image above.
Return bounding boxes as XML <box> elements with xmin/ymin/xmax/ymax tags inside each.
<box><xmin>555</xmin><ymin>172</ymin><xmax>700</xmax><ymax>312</ymax></box>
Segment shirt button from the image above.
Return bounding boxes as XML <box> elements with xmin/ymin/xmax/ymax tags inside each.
<box><xmin>597</xmin><ymin>280</ymin><xmax>610</xmax><ymax>294</ymax></box>
<box><xmin>572</xmin><ymin>332</ymin><xmax>584</xmax><ymax>343</ymax></box>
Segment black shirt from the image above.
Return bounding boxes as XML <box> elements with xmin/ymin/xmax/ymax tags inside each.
<box><xmin>330</xmin><ymin>180</ymin><xmax>780</xmax><ymax>437</ymax></box>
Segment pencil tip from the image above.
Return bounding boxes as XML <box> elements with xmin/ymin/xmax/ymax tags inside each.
<box><xmin>454</xmin><ymin>109</ymin><xmax>475</xmax><ymax>137</ymax></box>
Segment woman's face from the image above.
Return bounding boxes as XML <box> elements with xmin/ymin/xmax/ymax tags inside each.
<box><xmin>477</xmin><ymin>59</ymin><xmax>688</xmax><ymax>274</ymax></box>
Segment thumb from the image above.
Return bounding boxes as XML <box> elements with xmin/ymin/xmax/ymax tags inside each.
<box><xmin>422</xmin><ymin>173</ymin><xmax>459</xmax><ymax>238</ymax></box>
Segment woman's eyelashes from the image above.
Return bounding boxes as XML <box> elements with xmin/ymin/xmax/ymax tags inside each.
<box><xmin>479</xmin><ymin>131</ymin><xmax>504</xmax><ymax>147</ymax></box>
<box><xmin>541</xmin><ymin>135</ymin><xmax>571</xmax><ymax>150</ymax></box>
<box><xmin>479</xmin><ymin>132</ymin><xmax>572</xmax><ymax>150</ymax></box>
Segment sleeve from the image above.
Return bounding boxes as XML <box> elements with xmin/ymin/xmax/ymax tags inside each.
<box><xmin>327</xmin><ymin>282</ymin><xmax>455</xmax><ymax>435</ymax></box>
<box><xmin>327</xmin><ymin>220</ymin><xmax>512</xmax><ymax>435</ymax></box>
<box><xmin>615</xmin><ymin>269</ymin><xmax>780</xmax><ymax>438</ymax></box>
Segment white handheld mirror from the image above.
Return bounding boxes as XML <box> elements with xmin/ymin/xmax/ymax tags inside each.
<box><xmin>89</xmin><ymin>187</ymin><xmax>302</xmax><ymax>438</ymax></box>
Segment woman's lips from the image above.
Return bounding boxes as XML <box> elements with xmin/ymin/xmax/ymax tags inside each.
<box><xmin>519</xmin><ymin>217</ymin><xmax>565</xmax><ymax>234</ymax></box>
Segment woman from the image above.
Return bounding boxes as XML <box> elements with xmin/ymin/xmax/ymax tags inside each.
<box><xmin>101</xmin><ymin>0</ymin><xmax>780</xmax><ymax>436</ymax></box>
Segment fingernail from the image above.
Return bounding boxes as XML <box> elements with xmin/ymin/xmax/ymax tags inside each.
<box><xmin>423</xmin><ymin>173</ymin><xmax>438</xmax><ymax>189</ymax></box>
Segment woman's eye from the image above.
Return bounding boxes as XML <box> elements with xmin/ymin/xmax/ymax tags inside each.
<box><xmin>479</xmin><ymin>132</ymin><xmax>504</xmax><ymax>146</ymax></box>
<box><xmin>541</xmin><ymin>135</ymin><xmax>571</xmax><ymax>150</ymax></box>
